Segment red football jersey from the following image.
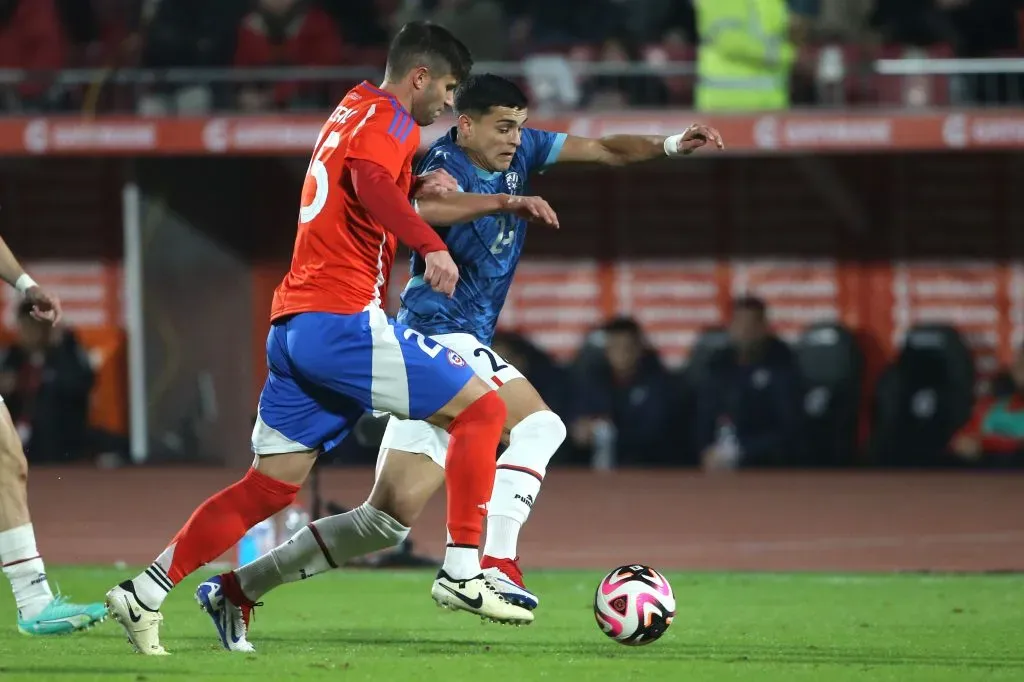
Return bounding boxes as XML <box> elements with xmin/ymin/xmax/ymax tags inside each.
<box><xmin>271</xmin><ymin>81</ymin><xmax>420</xmax><ymax>320</ymax></box>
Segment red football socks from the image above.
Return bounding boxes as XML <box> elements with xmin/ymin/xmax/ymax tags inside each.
<box><xmin>444</xmin><ymin>391</ymin><xmax>506</xmax><ymax>547</ymax></box>
<box><xmin>166</xmin><ymin>468</ymin><xmax>300</xmax><ymax>583</ymax></box>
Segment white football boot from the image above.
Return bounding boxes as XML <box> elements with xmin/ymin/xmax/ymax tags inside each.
<box><xmin>431</xmin><ymin>569</ymin><xmax>534</xmax><ymax>625</ymax></box>
<box><xmin>105</xmin><ymin>582</ymin><xmax>169</xmax><ymax>655</ymax></box>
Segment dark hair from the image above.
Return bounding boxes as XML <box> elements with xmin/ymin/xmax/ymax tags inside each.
<box><xmin>732</xmin><ymin>295</ymin><xmax>767</xmax><ymax>317</ymax></box>
<box><xmin>385</xmin><ymin>21</ymin><xmax>472</xmax><ymax>84</ymax></box>
<box><xmin>17</xmin><ymin>299</ymin><xmax>34</xmax><ymax>318</ymax></box>
<box><xmin>602</xmin><ymin>316</ymin><xmax>643</xmax><ymax>337</ymax></box>
<box><xmin>454</xmin><ymin>74</ymin><xmax>528</xmax><ymax>117</ymax></box>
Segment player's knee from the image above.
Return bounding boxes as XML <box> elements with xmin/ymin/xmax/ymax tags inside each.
<box><xmin>0</xmin><ymin>432</ymin><xmax>27</xmax><ymax>483</ymax></box>
<box><xmin>368</xmin><ymin>468</ymin><xmax>436</xmax><ymax>527</ymax></box>
<box><xmin>361</xmin><ymin>498</ymin><xmax>415</xmax><ymax>540</ymax></box>
<box><xmin>357</xmin><ymin>502</ymin><xmax>410</xmax><ymax>549</ymax></box>
<box><xmin>512</xmin><ymin>409</ymin><xmax>567</xmax><ymax>445</ymax></box>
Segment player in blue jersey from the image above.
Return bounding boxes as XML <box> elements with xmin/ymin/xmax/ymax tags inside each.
<box><xmin>206</xmin><ymin>74</ymin><xmax>722</xmax><ymax>641</ymax></box>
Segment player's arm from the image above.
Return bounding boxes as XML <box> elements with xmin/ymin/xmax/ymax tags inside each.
<box><xmin>413</xmin><ymin>192</ymin><xmax>510</xmax><ymax>226</ymax></box>
<box><xmin>0</xmin><ymin>234</ymin><xmax>62</xmax><ymax>322</ymax></box>
<box><xmin>415</xmin><ymin>192</ymin><xmax>559</xmax><ymax>229</ymax></box>
<box><xmin>556</xmin><ymin>124</ymin><xmax>725</xmax><ymax>167</ymax></box>
<box><xmin>350</xmin><ymin>158</ymin><xmax>460</xmax><ymax>296</ymax></box>
<box><xmin>344</xmin><ymin>105</ymin><xmax>449</xmax><ymax>257</ymax></box>
<box><xmin>350</xmin><ymin>159</ymin><xmax>447</xmax><ymax>256</ymax></box>
<box><xmin>411</xmin><ymin>146</ymin><xmax>558</xmax><ymax>227</ymax></box>
<box><xmin>0</xmin><ymin>234</ymin><xmax>32</xmax><ymax>290</ymax></box>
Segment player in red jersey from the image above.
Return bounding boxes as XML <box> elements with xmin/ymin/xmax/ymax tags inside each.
<box><xmin>106</xmin><ymin>22</ymin><xmax>532</xmax><ymax>656</ymax></box>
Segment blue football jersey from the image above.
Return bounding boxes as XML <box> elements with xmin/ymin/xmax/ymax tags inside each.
<box><xmin>398</xmin><ymin>126</ymin><xmax>566</xmax><ymax>345</ymax></box>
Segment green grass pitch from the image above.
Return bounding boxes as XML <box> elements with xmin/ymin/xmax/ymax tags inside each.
<box><xmin>1</xmin><ymin>567</ymin><xmax>1022</xmax><ymax>681</ymax></box>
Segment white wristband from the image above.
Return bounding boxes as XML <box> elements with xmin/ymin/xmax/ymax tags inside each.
<box><xmin>664</xmin><ymin>133</ymin><xmax>685</xmax><ymax>156</ymax></box>
<box><xmin>14</xmin><ymin>273</ymin><xmax>37</xmax><ymax>294</ymax></box>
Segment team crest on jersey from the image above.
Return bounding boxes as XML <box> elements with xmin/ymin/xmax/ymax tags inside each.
<box><xmin>447</xmin><ymin>349</ymin><xmax>466</xmax><ymax>367</ymax></box>
<box><xmin>505</xmin><ymin>171</ymin><xmax>520</xmax><ymax>194</ymax></box>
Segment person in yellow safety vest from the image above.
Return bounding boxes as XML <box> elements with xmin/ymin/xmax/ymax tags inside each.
<box><xmin>695</xmin><ymin>0</ymin><xmax>796</xmax><ymax>111</ymax></box>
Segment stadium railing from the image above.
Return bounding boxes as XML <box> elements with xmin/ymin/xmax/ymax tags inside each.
<box><xmin>0</xmin><ymin>55</ymin><xmax>1021</xmax><ymax>115</ymax></box>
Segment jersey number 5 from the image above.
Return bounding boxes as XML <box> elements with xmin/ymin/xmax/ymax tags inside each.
<box><xmin>299</xmin><ymin>103</ymin><xmax>377</xmax><ymax>224</ymax></box>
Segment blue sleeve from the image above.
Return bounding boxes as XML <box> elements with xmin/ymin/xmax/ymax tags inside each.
<box><xmin>415</xmin><ymin>146</ymin><xmax>472</xmax><ymax>191</ymax></box>
<box><xmin>521</xmin><ymin>128</ymin><xmax>567</xmax><ymax>174</ymax></box>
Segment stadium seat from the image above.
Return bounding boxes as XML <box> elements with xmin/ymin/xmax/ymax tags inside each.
<box><xmin>794</xmin><ymin>322</ymin><xmax>863</xmax><ymax>466</ymax></box>
<box><xmin>679</xmin><ymin>326</ymin><xmax>731</xmax><ymax>393</ymax></box>
<box><xmin>868</xmin><ymin>324</ymin><xmax>976</xmax><ymax>467</ymax></box>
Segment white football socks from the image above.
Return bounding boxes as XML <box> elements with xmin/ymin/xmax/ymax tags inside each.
<box><xmin>441</xmin><ymin>545</ymin><xmax>482</xmax><ymax>580</ymax></box>
<box><xmin>236</xmin><ymin>503</ymin><xmax>409</xmax><ymax>601</ymax></box>
<box><xmin>482</xmin><ymin>410</ymin><xmax>565</xmax><ymax>559</ymax></box>
<box><xmin>0</xmin><ymin>524</ymin><xmax>54</xmax><ymax>620</ymax></box>
<box><xmin>128</xmin><ymin>551</ymin><xmax>174</xmax><ymax>611</ymax></box>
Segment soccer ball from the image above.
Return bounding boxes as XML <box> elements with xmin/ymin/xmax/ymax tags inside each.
<box><xmin>593</xmin><ymin>564</ymin><xmax>675</xmax><ymax>646</ymax></box>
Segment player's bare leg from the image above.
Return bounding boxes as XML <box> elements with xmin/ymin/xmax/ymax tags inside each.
<box><xmin>106</xmin><ymin>451</ymin><xmax>308</xmax><ymax>654</ymax></box>
<box><xmin>0</xmin><ymin>403</ymin><xmax>107</xmax><ymax>634</ymax></box>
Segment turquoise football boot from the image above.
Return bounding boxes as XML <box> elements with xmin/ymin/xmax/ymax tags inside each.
<box><xmin>17</xmin><ymin>595</ymin><xmax>107</xmax><ymax>635</ymax></box>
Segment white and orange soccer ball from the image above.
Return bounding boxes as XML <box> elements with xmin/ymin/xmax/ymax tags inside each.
<box><xmin>593</xmin><ymin>564</ymin><xmax>675</xmax><ymax>646</ymax></box>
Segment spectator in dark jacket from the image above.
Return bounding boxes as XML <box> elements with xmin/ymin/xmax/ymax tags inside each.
<box><xmin>693</xmin><ymin>296</ymin><xmax>805</xmax><ymax>471</ymax></box>
<box><xmin>569</xmin><ymin>317</ymin><xmax>679</xmax><ymax>468</ymax></box>
<box><xmin>0</xmin><ymin>301</ymin><xmax>94</xmax><ymax>463</ymax></box>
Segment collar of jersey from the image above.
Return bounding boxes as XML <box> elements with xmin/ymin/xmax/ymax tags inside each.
<box><xmin>447</xmin><ymin>126</ymin><xmax>503</xmax><ymax>180</ymax></box>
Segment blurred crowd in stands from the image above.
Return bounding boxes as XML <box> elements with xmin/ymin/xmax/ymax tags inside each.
<box><xmin>328</xmin><ymin>296</ymin><xmax>1024</xmax><ymax>472</ymax></box>
<box><xmin>0</xmin><ymin>301</ymin><xmax>127</xmax><ymax>466</ymax></box>
<box><xmin>0</xmin><ymin>0</ymin><xmax>1021</xmax><ymax>112</ymax></box>
<box><xmin>15</xmin><ymin>282</ymin><xmax>1024</xmax><ymax>470</ymax></box>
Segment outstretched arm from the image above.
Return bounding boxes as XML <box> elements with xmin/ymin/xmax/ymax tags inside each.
<box><xmin>0</xmin><ymin>235</ymin><xmax>62</xmax><ymax>323</ymax></box>
<box><xmin>414</xmin><ymin>192</ymin><xmax>559</xmax><ymax>229</ymax></box>
<box><xmin>556</xmin><ymin>124</ymin><xmax>724</xmax><ymax>166</ymax></box>
<box><xmin>0</xmin><ymin>234</ymin><xmax>31</xmax><ymax>290</ymax></box>
<box><xmin>414</xmin><ymin>192</ymin><xmax>512</xmax><ymax>226</ymax></box>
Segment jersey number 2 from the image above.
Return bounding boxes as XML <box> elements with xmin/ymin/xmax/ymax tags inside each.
<box><xmin>403</xmin><ymin>328</ymin><xmax>444</xmax><ymax>359</ymax></box>
<box><xmin>489</xmin><ymin>215</ymin><xmax>515</xmax><ymax>255</ymax></box>
<box><xmin>299</xmin><ymin>103</ymin><xmax>376</xmax><ymax>224</ymax></box>
<box><xmin>474</xmin><ymin>347</ymin><xmax>509</xmax><ymax>373</ymax></box>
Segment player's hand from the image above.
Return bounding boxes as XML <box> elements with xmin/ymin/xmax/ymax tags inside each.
<box><xmin>23</xmin><ymin>285</ymin><xmax>62</xmax><ymax>325</ymax></box>
<box><xmin>413</xmin><ymin>169</ymin><xmax>460</xmax><ymax>200</ymax></box>
<box><xmin>676</xmin><ymin>124</ymin><xmax>725</xmax><ymax>154</ymax></box>
<box><xmin>503</xmin><ymin>195</ymin><xmax>559</xmax><ymax>229</ymax></box>
<box><xmin>423</xmin><ymin>249</ymin><xmax>459</xmax><ymax>297</ymax></box>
